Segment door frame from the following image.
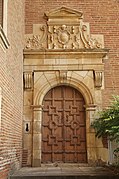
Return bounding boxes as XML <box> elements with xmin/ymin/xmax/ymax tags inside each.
<box><xmin>32</xmin><ymin>77</ymin><xmax>97</xmax><ymax>167</ymax></box>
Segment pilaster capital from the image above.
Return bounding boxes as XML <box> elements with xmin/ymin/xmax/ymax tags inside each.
<box><xmin>84</xmin><ymin>104</ymin><xmax>97</xmax><ymax>111</ymax></box>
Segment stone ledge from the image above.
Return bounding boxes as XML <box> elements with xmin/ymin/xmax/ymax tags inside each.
<box><xmin>24</xmin><ymin>48</ymin><xmax>109</xmax><ymax>53</ymax></box>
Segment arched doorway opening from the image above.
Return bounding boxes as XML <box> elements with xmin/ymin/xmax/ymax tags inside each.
<box><xmin>41</xmin><ymin>85</ymin><xmax>87</xmax><ymax>163</ymax></box>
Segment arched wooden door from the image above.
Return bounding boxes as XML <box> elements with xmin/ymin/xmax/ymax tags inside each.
<box><xmin>42</xmin><ymin>85</ymin><xmax>87</xmax><ymax>163</ymax></box>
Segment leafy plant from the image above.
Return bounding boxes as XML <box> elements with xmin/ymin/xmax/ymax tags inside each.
<box><xmin>92</xmin><ymin>96</ymin><xmax>119</xmax><ymax>165</ymax></box>
<box><xmin>92</xmin><ymin>95</ymin><xmax>119</xmax><ymax>142</ymax></box>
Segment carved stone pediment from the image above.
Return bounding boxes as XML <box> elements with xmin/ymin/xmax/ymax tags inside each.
<box><xmin>45</xmin><ymin>6</ymin><xmax>83</xmax><ymax>17</ymax></box>
<box><xmin>24</xmin><ymin>7</ymin><xmax>104</xmax><ymax>50</ymax></box>
<box><xmin>45</xmin><ymin>7</ymin><xmax>83</xmax><ymax>21</ymax></box>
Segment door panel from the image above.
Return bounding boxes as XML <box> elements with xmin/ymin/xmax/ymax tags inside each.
<box><xmin>42</xmin><ymin>85</ymin><xmax>87</xmax><ymax>163</ymax></box>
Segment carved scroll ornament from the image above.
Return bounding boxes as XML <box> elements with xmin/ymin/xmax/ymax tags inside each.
<box><xmin>25</xmin><ymin>25</ymin><xmax>47</xmax><ymax>50</ymax></box>
<box><xmin>94</xmin><ymin>71</ymin><xmax>103</xmax><ymax>88</ymax></box>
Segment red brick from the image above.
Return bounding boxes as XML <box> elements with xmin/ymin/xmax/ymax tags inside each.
<box><xmin>25</xmin><ymin>0</ymin><xmax>119</xmax><ymax>107</ymax></box>
<box><xmin>0</xmin><ymin>0</ymin><xmax>24</xmax><ymax>179</ymax></box>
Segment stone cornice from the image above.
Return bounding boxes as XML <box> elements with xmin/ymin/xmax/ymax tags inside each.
<box><xmin>24</xmin><ymin>48</ymin><xmax>109</xmax><ymax>59</ymax></box>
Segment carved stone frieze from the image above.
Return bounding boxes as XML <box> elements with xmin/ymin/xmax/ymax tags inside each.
<box><xmin>24</xmin><ymin>7</ymin><xmax>104</xmax><ymax>50</ymax></box>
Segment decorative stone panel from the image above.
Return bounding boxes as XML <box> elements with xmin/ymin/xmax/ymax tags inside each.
<box><xmin>47</xmin><ymin>23</ymin><xmax>102</xmax><ymax>49</ymax></box>
<box><xmin>25</xmin><ymin>7</ymin><xmax>104</xmax><ymax>50</ymax></box>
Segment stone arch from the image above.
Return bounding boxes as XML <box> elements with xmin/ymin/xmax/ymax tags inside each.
<box><xmin>32</xmin><ymin>73</ymin><xmax>97</xmax><ymax>166</ymax></box>
<box><xmin>34</xmin><ymin>77</ymin><xmax>94</xmax><ymax>107</ymax></box>
<box><xmin>33</xmin><ymin>77</ymin><xmax>96</xmax><ymax>166</ymax></box>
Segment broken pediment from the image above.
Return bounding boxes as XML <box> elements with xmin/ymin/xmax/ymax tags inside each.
<box><xmin>25</xmin><ymin>7</ymin><xmax>104</xmax><ymax>50</ymax></box>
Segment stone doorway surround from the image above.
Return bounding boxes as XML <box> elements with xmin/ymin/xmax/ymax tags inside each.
<box><xmin>23</xmin><ymin>7</ymin><xmax>108</xmax><ymax>167</ymax></box>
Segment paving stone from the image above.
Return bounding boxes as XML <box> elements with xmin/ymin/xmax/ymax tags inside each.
<box><xmin>10</xmin><ymin>166</ymin><xmax>119</xmax><ymax>179</ymax></box>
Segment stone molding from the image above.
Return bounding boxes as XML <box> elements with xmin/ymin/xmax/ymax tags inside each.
<box><xmin>23</xmin><ymin>72</ymin><xmax>33</xmax><ymax>90</ymax></box>
<box><xmin>85</xmin><ymin>104</ymin><xmax>97</xmax><ymax>111</ymax></box>
<box><xmin>33</xmin><ymin>71</ymin><xmax>94</xmax><ymax>106</ymax></box>
<box><xmin>0</xmin><ymin>87</ymin><xmax>2</xmax><ymax>130</ymax></box>
<box><xmin>0</xmin><ymin>25</ymin><xmax>10</xmax><ymax>49</ymax></box>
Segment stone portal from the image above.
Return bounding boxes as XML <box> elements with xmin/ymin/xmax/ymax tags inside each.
<box><xmin>23</xmin><ymin>7</ymin><xmax>108</xmax><ymax>167</ymax></box>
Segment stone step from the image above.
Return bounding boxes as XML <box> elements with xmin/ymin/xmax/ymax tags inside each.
<box><xmin>10</xmin><ymin>166</ymin><xmax>119</xmax><ymax>179</ymax></box>
<box><xmin>10</xmin><ymin>176</ymin><xmax>119</xmax><ymax>179</ymax></box>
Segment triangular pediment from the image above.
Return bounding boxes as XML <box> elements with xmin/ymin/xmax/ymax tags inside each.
<box><xmin>45</xmin><ymin>6</ymin><xmax>83</xmax><ymax>18</ymax></box>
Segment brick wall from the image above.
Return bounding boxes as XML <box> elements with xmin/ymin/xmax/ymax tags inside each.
<box><xmin>25</xmin><ymin>0</ymin><xmax>119</xmax><ymax>107</ymax></box>
<box><xmin>0</xmin><ymin>0</ymin><xmax>24</xmax><ymax>179</ymax></box>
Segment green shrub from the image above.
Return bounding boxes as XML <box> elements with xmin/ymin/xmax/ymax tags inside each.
<box><xmin>92</xmin><ymin>95</ymin><xmax>119</xmax><ymax>142</ymax></box>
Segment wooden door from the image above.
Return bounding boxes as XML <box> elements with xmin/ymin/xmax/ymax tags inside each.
<box><xmin>42</xmin><ymin>85</ymin><xmax>87</xmax><ymax>163</ymax></box>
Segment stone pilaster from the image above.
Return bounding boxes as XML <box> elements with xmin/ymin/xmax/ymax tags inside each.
<box><xmin>32</xmin><ymin>105</ymin><xmax>43</xmax><ymax>167</ymax></box>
